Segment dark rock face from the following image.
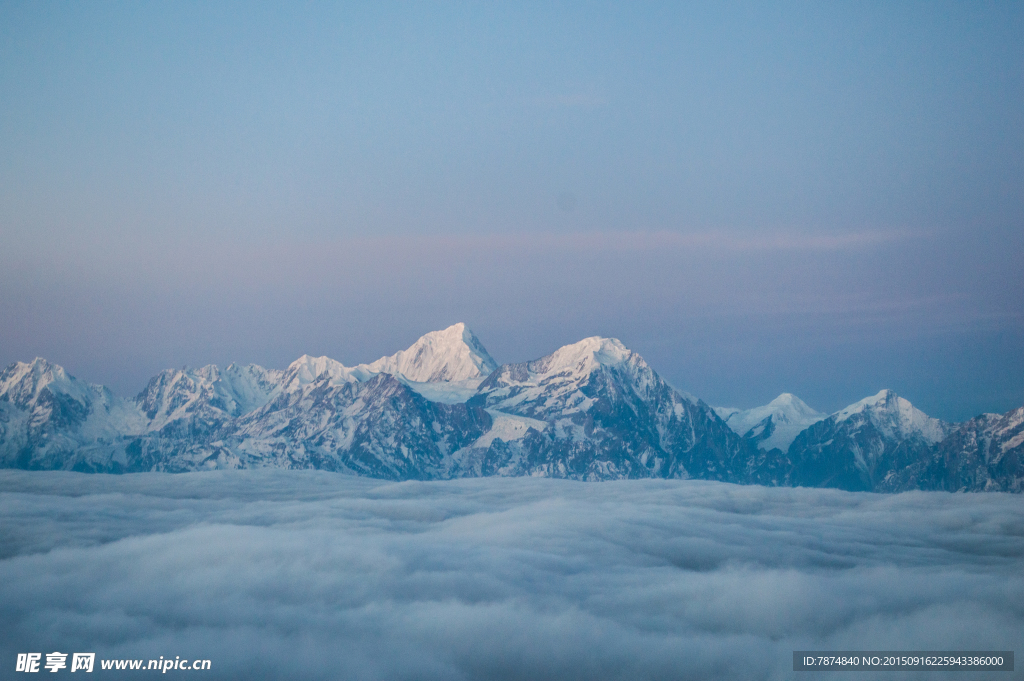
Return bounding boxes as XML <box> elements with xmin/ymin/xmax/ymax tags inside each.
<box><xmin>786</xmin><ymin>390</ymin><xmax>952</xmax><ymax>492</ymax></box>
<box><xmin>787</xmin><ymin>417</ymin><xmax>932</xmax><ymax>492</ymax></box>
<box><xmin>229</xmin><ymin>372</ymin><xmax>493</xmax><ymax>479</ymax></box>
<box><xmin>883</xmin><ymin>408</ymin><xmax>1024</xmax><ymax>493</ymax></box>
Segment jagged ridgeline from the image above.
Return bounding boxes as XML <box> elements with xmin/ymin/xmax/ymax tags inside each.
<box><xmin>2</xmin><ymin>324</ymin><xmax>1022</xmax><ymax>492</ymax></box>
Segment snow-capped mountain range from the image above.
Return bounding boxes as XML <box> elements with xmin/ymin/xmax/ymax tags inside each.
<box><xmin>1</xmin><ymin>323</ymin><xmax>1021</xmax><ymax>492</ymax></box>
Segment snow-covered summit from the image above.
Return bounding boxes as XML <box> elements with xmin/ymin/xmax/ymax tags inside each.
<box><xmin>718</xmin><ymin>393</ymin><xmax>826</xmax><ymax>452</ymax></box>
<box><xmin>481</xmin><ymin>336</ymin><xmax>644</xmax><ymax>394</ymax></box>
<box><xmin>478</xmin><ymin>335</ymin><xmax>697</xmax><ymax>421</ymax></box>
<box><xmin>834</xmin><ymin>389</ymin><xmax>949</xmax><ymax>444</ymax></box>
<box><xmin>525</xmin><ymin>336</ymin><xmax>633</xmax><ymax>377</ymax></box>
<box><xmin>137</xmin><ymin>363</ymin><xmax>284</xmax><ymax>431</ymax></box>
<box><xmin>720</xmin><ymin>393</ymin><xmax>824</xmax><ymax>430</ymax></box>
<box><xmin>770</xmin><ymin>393</ymin><xmax>822</xmax><ymax>417</ymax></box>
<box><xmin>0</xmin><ymin>357</ymin><xmax>93</xmax><ymax>408</ymax></box>
<box><xmin>362</xmin><ymin>323</ymin><xmax>498</xmax><ymax>383</ymax></box>
<box><xmin>256</xmin><ymin>325</ymin><xmax>498</xmax><ymax>407</ymax></box>
<box><xmin>467</xmin><ymin>336</ymin><xmax>742</xmax><ymax>481</ymax></box>
<box><xmin>283</xmin><ymin>355</ymin><xmax>367</xmax><ymax>390</ymax></box>
<box><xmin>0</xmin><ymin>358</ymin><xmax>146</xmax><ymax>470</ymax></box>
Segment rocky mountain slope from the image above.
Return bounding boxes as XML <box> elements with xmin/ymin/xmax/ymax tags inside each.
<box><xmin>882</xmin><ymin>406</ymin><xmax>1024</xmax><ymax>492</ymax></box>
<box><xmin>453</xmin><ymin>336</ymin><xmax>761</xmax><ymax>482</ymax></box>
<box><xmin>785</xmin><ymin>390</ymin><xmax>954</xmax><ymax>492</ymax></box>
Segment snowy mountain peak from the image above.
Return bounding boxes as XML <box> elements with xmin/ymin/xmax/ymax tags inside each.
<box><xmin>475</xmin><ymin>335</ymin><xmax>690</xmax><ymax>428</ymax></box>
<box><xmin>135</xmin><ymin>362</ymin><xmax>285</xmax><ymax>430</ymax></box>
<box><xmin>764</xmin><ymin>393</ymin><xmax>824</xmax><ymax>423</ymax></box>
<box><xmin>190</xmin><ymin>364</ymin><xmax>222</xmax><ymax>383</ymax></box>
<box><xmin>284</xmin><ymin>355</ymin><xmax>362</xmax><ymax>389</ymax></box>
<box><xmin>528</xmin><ymin>336</ymin><xmax>634</xmax><ymax>377</ymax></box>
<box><xmin>0</xmin><ymin>358</ymin><xmax>91</xmax><ymax>407</ymax></box>
<box><xmin>5</xmin><ymin>357</ymin><xmax>65</xmax><ymax>387</ymax></box>
<box><xmin>834</xmin><ymin>389</ymin><xmax>896</xmax><ymax>421</ymax></box>
<box><xmin>717</xmin><ymin>393</ymin><xmax>826</xmax><ymax>452</ymax></box>
<box><xmin>363</xmin><ymin>323</ymin><xmax>498</xmax><ymax>383</ymax></box>
<box><xmin>836</xmin><ymin>389</ymin><xmax>882</xmax><ymax>413</ymax></box>
<box><xmin>0</xmin><ymin>359</ymin><xmax>147</xmax><ymax>469</ymax></box>
<box><xmin>834</xmin><ymin>389</ymin><xmax>948</xmax><ymax>444</ymax></box>
<box><xmin>480</xmin><ymin>336</ymin><xmax>650</xmax><ymax>394</ymax></box>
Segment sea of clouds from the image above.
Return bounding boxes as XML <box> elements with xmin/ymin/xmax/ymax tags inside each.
<box><xmin>1</xmin><ymin>470</ymin><xmax>1022</xmax><ymax>680</ymax></box>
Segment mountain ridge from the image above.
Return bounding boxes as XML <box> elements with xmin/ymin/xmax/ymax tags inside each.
<box><xmin>1</xmin><ymin>326</ymin><xmax>1020</xmax><ymax>492</ymax></box>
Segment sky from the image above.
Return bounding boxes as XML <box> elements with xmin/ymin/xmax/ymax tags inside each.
<box><xmin>1</xmin><ymin>1</ymin><xmax>1022</xmax><ymax>421</ymax></box>
<box><xmin>2</xmin><ymin>470</ymin><xmax>1023</xmax><ymax>680</ymax></box>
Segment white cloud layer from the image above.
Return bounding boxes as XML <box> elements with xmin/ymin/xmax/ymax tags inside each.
<box><xmin>2</xmin><ymin>470</ymin><xmax>1022</xmax><ymax>680</ymax></box>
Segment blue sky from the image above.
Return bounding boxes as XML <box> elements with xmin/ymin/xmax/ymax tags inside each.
<box><xmin>1</xmin><ymin>1</ymin><xmax>1022</xmax><ymax>420</ymax></box>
